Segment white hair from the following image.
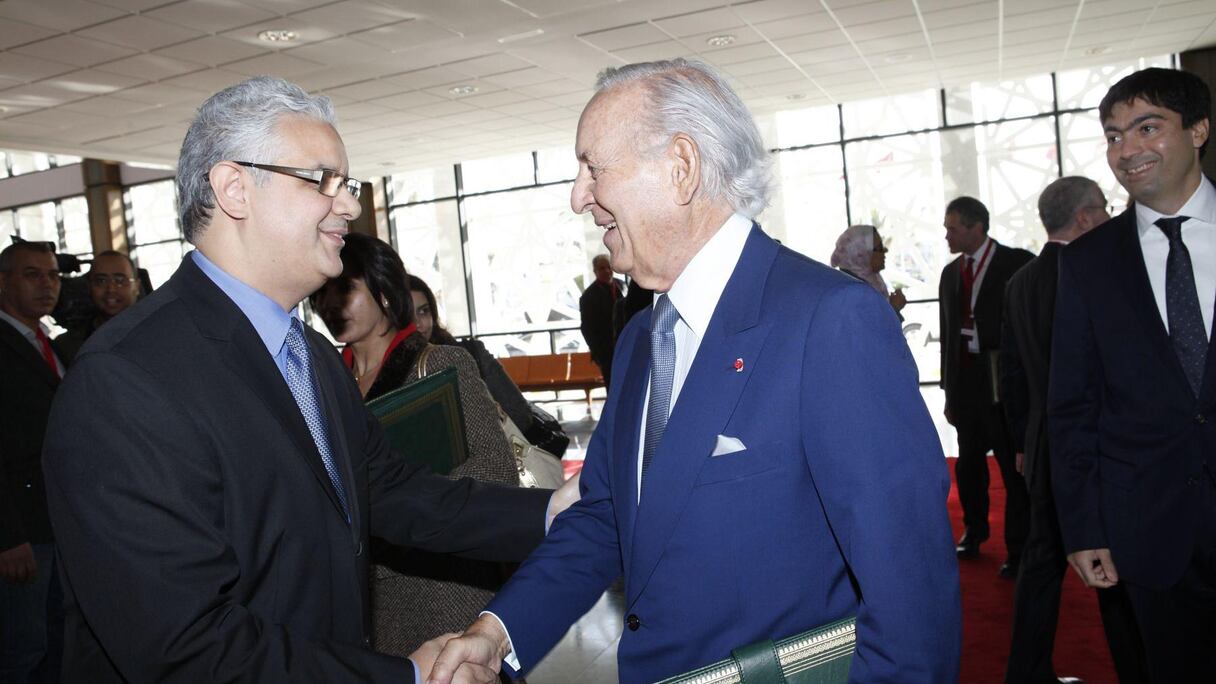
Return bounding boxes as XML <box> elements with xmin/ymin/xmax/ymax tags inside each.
<box><xmin>176</xmin><ymin>76</ymin><xmax>336</xmax><ymax>242</ymax></box>
<box><xmin>595</xmin><ymin>59</ymin><xmax>772</xmax><ymax>218</ymax></box>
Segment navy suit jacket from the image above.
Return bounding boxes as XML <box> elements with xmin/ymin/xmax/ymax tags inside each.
<box><xmin>1049</xmin><ymin>199</ymin><xmax>1216</xmax><ymax>590</ymax></box>
<box><xmin>488</xmin><ymin>227</ymin><xmax>961</xmax><ymax>682</ymax></box>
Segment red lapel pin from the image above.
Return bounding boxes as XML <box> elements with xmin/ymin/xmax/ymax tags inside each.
<box><xmin>734</xmin><ymin>358</ymin><xmax>744</xmax><ymax>373</ymax></box>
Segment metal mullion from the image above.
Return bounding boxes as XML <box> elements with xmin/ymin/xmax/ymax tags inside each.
<box><xmin>1051</xmin><ymin>72</ymin><xmax>1064</xmax><ymax>178</ymax></box>
<box><xmin>453</xmin><ymin>162</ymin><xmax>477</xmax><ymax>337</ymax></box>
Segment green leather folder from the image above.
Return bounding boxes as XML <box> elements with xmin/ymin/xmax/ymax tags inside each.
<box><xmin>366</xmin><ymin>366</ymin><xmax>468</xmax><ymax>475</ymax></box>
<box><xmin>656</xmin><ymin>617</ymin><xmax>855</xmax><ymax>684</ymax></box>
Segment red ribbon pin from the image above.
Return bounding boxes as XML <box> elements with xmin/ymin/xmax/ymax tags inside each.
<box><xmin>734</xmin><ymin>358</ymin><xmax>744</xmax><ymax>373</ymax></box>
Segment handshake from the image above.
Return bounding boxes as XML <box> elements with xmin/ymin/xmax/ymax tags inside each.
<box><xmin>410</xmin><ymin>614</ymin><xmax>513</xmax><ymax>684</ymax></box>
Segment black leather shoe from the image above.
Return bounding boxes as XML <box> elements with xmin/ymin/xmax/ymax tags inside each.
<box><xmin>998</xmin><ymin>557</ymin><xmax>1020</xmax><ymax>579</ymax></box>
<box><xmin>1056</xmin><ymin>677</ymin><xmax>1084</xmax><ymax>683</ymax></box>
<box><xmin>955</xmin><ymin>530</ymin><xmax>987</xmax><ymax>558</ymax></box>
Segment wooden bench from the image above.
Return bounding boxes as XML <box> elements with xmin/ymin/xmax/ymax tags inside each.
<box><xmin>499</xmin><ymin>352</ymin><xmax>604</xmax><ymax>401</ymax></box>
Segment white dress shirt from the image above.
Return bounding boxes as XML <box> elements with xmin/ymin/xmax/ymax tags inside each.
<box><xmin>961</xmin><ymin>236</ymin><xmax>995</xmax><ymax>354</ymax></box>
<box><xmin>1134</xmin><ymin>178</ymin><xmax>1216</xmax><ymax>338</ymax></box>
<box><xmin>634</xmin><ymin>212</ymin><xmax>752</xmax><ymax>500</ymax></box>
<box><xmin>0</xmin><ymin>309</ymin><xmax>64</xmax><ymax>378</ymax></box>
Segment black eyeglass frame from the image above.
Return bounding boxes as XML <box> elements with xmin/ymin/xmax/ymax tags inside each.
<box><xmin>233</xmin><ymin>161</ymin><xmax>362</xmax><ymax>199</ymax></box>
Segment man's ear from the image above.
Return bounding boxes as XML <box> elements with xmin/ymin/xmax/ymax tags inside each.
<box><xmin>1190</xmin><ymin>116</ymin><xmax>1210</xmax><ymax>151</ymax></box>
<box><xmin>669</xmin><ymin>133</ymin><xmax>701</xmax><ymax>206</ymax></box>
<box><xmin>210</xmin><ymin>161</ymin><xmax>250</xmax><ymax>221</ymax></box>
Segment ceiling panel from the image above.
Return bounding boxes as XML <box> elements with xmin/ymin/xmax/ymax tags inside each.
<box><xmin>579</xmin><ymin>23</ymin><xmax>670</xmax><ymax>52</ymax></box>
<box><xmin>0</xmin><ymin>20</ymin><xmax>60</xmax><ymax>50</ymax></box>
<box><xmin>0</xmin><ymin>0</ymin><xmax>125</xmax><ymax>31</ymax></box>
<box><xmin>146</xmin><ymin>0</ymin><xmax>277</xmax><ymax>34</ymax></box>
<box><xmin>78</xmin><ymin>15</ymin><xmax>206</xmax><ymax>52</ymax></box>
<box><xmin>154</xmin><ymin>36</ymin><xmax>270</xmax><ymax>67</ymax></box>
<box><xmin>12</xmin><ymin>35</ymin><xmax>138</xmax><ymax>68</ymax></box>
<box><xmin>348</xmin><ymin>19</ymin><xmax>462</xmax><ymax>52</ymax></box>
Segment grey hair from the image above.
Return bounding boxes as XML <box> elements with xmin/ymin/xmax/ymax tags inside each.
<box><xmin>176</xmin><ymin>76</ymin><xmax>336</xmax><ymax>243</ymax></box>
<box><xmin>1037</xmin><ymin>176</ymin><xmax>1102</xmax><ymax>235</ymax></box>
<box><xmin>595</xmin><ymin>59</ymin><xmax>772</xmax><ymax>218</ymax></box>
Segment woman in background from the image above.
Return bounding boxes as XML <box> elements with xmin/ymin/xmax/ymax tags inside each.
<box><xmin>408</xmin><ymin>274</ymin><xmax>568</xmax><ymax>457</ymax></box>
<box><xmin>312</xmin><ymin>233</ymin><xmax>519</xmax><ymax>659</ymax></box>
<box><xmin>830</xmin><ymin>223</ymin><xmax>907</xmax><ymax>317</ymax></box>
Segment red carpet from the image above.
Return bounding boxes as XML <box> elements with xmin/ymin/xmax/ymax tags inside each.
<box><xmin>952</xmin><ymin>456</ymin><xmax>1117</xmax><ymax>683</ymax></box>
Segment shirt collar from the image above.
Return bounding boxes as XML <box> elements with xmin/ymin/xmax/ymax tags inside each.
<box><xmin>1135</xmin><ymin>176</ymin><xmax>1216</xmax><ymax>236</ymax></box>
<box><xmin>0</xmin><ymin>308</ymin><xmax>49</xmax><ymax>341</ymax></box>
<box><xmin>965</xmin><ymin>236</ymin><xmax>993</xmax><ymax>259</ymax></box>
<box><xmin>662</xmin><ymin>212</ymin><xmax>752</xmax><ymax>339</ymax></box>
<box><xmin>191</xmin><ymin>250</ymin><xmax>297</xmax><ymax>358</ymax></box>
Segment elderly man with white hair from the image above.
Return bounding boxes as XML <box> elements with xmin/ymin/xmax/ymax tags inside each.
<box><xmin>430</xmin><ymin>58</ymin><xmax>961</xmax><ymax>684</ymax></box>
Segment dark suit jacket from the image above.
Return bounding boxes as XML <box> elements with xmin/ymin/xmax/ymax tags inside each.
<box><xmin>490</xmin><ymin>227</ymin><xmax>960</xmax><ymax>682</ymax></box>
<box><xmin>42</xmin><ymin>256</ymin><xmax>551</xmax><ymax>682</ymax></box>
<box><xmin>1001</xmin><ymin>242</ymin><xmax>1063</xmax><ymax>486</ymax></box>
<box><xmin>939</xmin><ymin>240</ymin><xmax>1035</xmax><ymax>413</ymax></box>
<box><xmin>579</xmin><ymin>279</ymin><xmax>621</xmax><ymax>367</ymax></box>
<box><xmin>1049</xmin><ymin>200</ymin><xmax>1216</xmax><ymax>590</ymax></box>
<box><xmin>0</xmin><ymin>317</ymin><xmax>71</xmax><ymax>552</ymax></box>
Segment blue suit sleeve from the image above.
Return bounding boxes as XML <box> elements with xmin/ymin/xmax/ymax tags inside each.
<box><xmin>799</xmin><ymin>284</ymin><xmax>962</xmax><ymax>683</ymax></box>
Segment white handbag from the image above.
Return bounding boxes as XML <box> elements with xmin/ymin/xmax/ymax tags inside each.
<box><xmin>498</xmin><ymin>405</ymin><xmax>565</xmax><ymax>489</ymax></box>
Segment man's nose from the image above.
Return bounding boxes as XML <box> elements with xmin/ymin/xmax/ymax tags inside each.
<box><xmin>333</xmin><ymin>186</ymin><xmax>362</xmax><ymax>220</ymax></box>
<box><xmin>571</xmin><ymin>173</ymin><xmax>591</xmax><ymax>215</ymax></box>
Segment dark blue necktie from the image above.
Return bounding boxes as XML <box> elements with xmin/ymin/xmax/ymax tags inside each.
<box><xmin>284</xmin><ymin>318</ymin><xmax>351</xmax><ymax>520</ymax></box>
<box><xmin>1155</xmin><ymin>216</ymin><xmax>1208</xmax><ymax>397</ymax></box>
<box><xmin>642</xmin><ymin>295</ymin><xmax>680</xmax><ymax>484</ymax></box>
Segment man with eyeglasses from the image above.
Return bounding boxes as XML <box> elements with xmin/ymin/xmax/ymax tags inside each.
<box><xmin>42</xmin><ymin>76</ymin><xmax>564</xmax><ymax>683</ymax></box>
<box><xmin>0</xmin><ymin>240</ymin><xmax>67</xmax><ymax>684</ymax></box>
<box><xmin>56</xmin><ymin>250</ymin><xmax>141</xmax><ymax>360</ymax></box>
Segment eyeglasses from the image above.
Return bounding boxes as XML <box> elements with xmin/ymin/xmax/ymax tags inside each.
<box><xmin>89</xmin><ymin>274</ymin><xmax>133</xmax><ymax>287</ymax></box>
<box><xmin>234</xmin><ymin>162</ymin><xmax>362</xmax><ymax>199</ymax></box>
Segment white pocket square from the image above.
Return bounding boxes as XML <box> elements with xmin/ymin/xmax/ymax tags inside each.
<box><xmin>711</xmin><ymin>435</ymin><xmax>747</xmax><ymax>457</ymax></box>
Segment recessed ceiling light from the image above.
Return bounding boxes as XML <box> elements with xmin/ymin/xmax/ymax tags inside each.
<box><xmin>706</xmin><ymin>34</ymin><xmax>736</xmax><ymax>47</ymax></box>
<box><xmin>786</xmin><ymin>93</ymin><xmax>807</xmax><ymax>101</ymax></box>
<box><xmin>448</xmin><ymin>85</ymin><xmax>478</xmax><ymax>96</ymax></box>
<box><xmin>499</xmin><ymin>28</ymin><xmax>545</xmax><ymax>44</ymax></box>
<box><xmin>883</xmin><ymin>52</ymin><xmax>912</xmax><ymax>64</ymax></box>
<box><xmin>1085</xmin><ymin>45</ymin><xmax>1112</xmax><ymax>56</ymax></box>
<box><xmin>258</xmin><ymin>29</ymin><xmax>298</xmax><ymax>43</ymax></box>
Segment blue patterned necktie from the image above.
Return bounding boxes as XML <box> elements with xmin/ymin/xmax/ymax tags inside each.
<box><xmin>642</xmin><ymin>295</ymin><xmax>681</xmax><ymax>484</ymax></box>
<box><xmin>285</xmin><ymin>318</ymin><xmax>351</xmax><ymax>520</ymax></box>
<box><xmin>1155</xmin><ymin>216</ymin><xmax>1208</xmax><ymax>397</ymax></box>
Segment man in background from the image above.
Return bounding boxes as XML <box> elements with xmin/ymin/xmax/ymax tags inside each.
<box><xmin>939</xmin><ymin>196</ymin><xmax>1033</xmax><ymax>577</ymax></box>
<box><xmin>0</xmin><ymin>241</ymin><xmax>68</xmax><ymax>684</ymax></box>
<box><xmin>1001</xmin><ymin>176</ymin><xmax>1137</xmax><ymax>683</ymax></box>
<box><xmin>1050</xmin><ymin>66</ymin><xmax>1215</xmax><ymax>680</ymax></box>
<box><xmin>56</xmin><ymin>250</ymin><xmax>141</xmax><ymax>360</ymax></box>
<box><xmin>579</xmin><ymin>253</ymin><xmax>622</xmax><ymax>387</ymax></box>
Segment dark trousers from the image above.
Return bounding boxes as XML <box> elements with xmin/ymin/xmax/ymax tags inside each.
<box><xmin>1005</xmin><ymin>453</ymin><xmax>1149</xmax><ymax>683</ymax></box>
<box><xmin>1123</xmin><ymin>468</ymin><xmax>1216</xmax><ymax>682</ymax></box>
<box><xmin>953</xmin><ymin>361</ymin><xmax>1028</xmax><ymax>557</ymax></box>
<box><xmin>0</xmin><ymin>543</ymin><xmax>63</xmax><ymax>684</ymax></box>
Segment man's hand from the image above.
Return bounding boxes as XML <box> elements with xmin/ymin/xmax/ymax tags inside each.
<box><xmin>1067</xmin><ymin>548</ymin><xmax>1119</xmax><ymax>588</ymax></box>
<box><xmin>0</xmin><ymin>543</ymin><xmax>37</xmax><ymax>584</ymax></box>
<box><xmin>411</xmin><ymin>633</ymin><xmax>457</xmax><ymax>680</ymax></box>
<box><xmin>547</xmin><ymin>471</ymin><xmax>581</xmax><ymax>530</ymax></box>
<box><xmin>427</xmin><ymin>615</ymin><xmax>511</xmax><ymax>684</ymax></box>
<box><xmin>1015</xmin><ymin>452</ymin><xmax>1025</xmax><ymax>475</ymax></box>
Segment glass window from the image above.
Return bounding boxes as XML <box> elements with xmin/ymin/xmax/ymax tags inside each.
<box><xmin>0</xmin><ymin>210</ymin><xmax>14</xmax><ymax>251</ymax></box>
<box><xmin>536</xmin><ymin>146</ymin><xmax>577</xmax><ymax>184</ymax></box>
<box><xmin>460</xmin><ymin>152</ymin><xmax>534</xmax><ymax>194</ymax></box>
<box><xmin>126</xmin><ymin>181</ymin><xmax>181</xmax><ymax>245</ymax></box>
<box><xmin>132</xmin><ymin>241</ymin><xmax>189</xmax><ymax>290</ymax></box>
<box><xmin>462</xmin><ymin>183</ymin><xmax>599</xmax><ymax>336</ymax></box>
<box><xmin>387</xmin><ymin>166</ymin><xmax>457</xmax><ymax>204</ymax></box>
<box><xmin>772</xmin><ymin>103</ymin><xmax>842</xmax><ymax>149</ymax></box>
<box><xmin>15</xmin><ymin>202</ymin><xmax>58</xmax><ymax>243</ymax></box>
<box><xmin>842</xmin><ymin>89</ymin><xmax>940</xmax><ymax>139</ymax></box>
<box><xmin>1059</xmin><ymin>110</ymin><xmax>1128</xmax><ymax>213</ymax></box>
<box><xmin>1055</xmin><ymin>54</ymin><xmax>1173</xmax><ymax>111</ymax></box>
<box><xmin>763</xmin><ymin>146</ymin><xmax>848</xmax><ymax>263</ymax></box>
<box><xmin>844</xmin><ymin>132</ymin><xmax>947</xmax><ymax>301</ymax></box>
<box><xmin>61</xmin><ymin>196</ymin><xmax>92</xmax><ymax>256</ymax></box>
<box><xmin>945</xmin><ymin>74</ymin><xmax>1054</xmax><ymax>125</ymax></box>
<box><xmin>6</xmin><ymin>150</ymin><xmax>52</xmax><ymax>176</ymax></box>
<box><xmin>390</xmin><ymin>200</ymin><xmax>470</xmax><ymax>337</ymax></box>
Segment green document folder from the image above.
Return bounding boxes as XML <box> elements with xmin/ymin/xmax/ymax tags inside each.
<box><xmin>366</xmin><ymin>366</ymin><xmax>468</xmax><ymax>475</ymax></box>
<box><xmin>656</xmin><ymin>617</ymin><xmax>855</xmax><ymax>684</ymax></box>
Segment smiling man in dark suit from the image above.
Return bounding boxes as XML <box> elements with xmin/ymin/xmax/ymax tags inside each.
<box><xmin>1050</xmin><ymin>67</ymin><xmax>1215</xmax><ymax>680</ymax></box>
<box><xmin>41</xmin><ymin>76</ymin><xmax>559</xmax><ymax>684</ymax></box>
<box><xmin>940</xmin><ymin>196</ymin><xmax>1034</xmax><ymax>576</ymax></box>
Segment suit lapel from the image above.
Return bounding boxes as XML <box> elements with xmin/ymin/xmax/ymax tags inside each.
<box><xmin>0</xmin><ymin>319</ymin><xmax>58</xmax><ymax>387</ymax></box>
<box><xmin>626</xmin><ymin>227</ymin><xmax>778</xmax><ymax>606</ymax></box>
<box><xmin>175</xmin><ymin>258</ymin><xmax>352</xmax><ymax>521</ymax></box>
